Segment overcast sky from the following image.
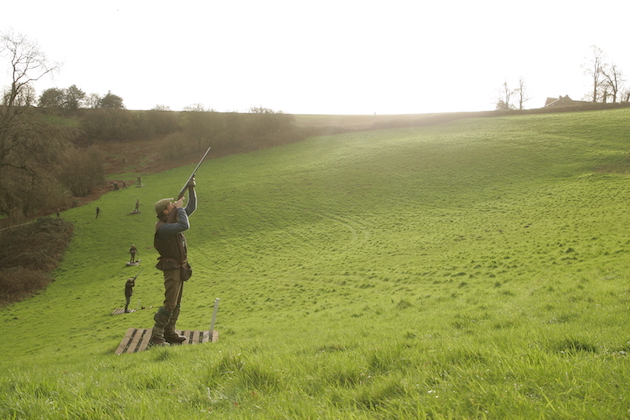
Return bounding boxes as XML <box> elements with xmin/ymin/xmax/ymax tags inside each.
<box><xmin>1</xmin><ymin>0</ymin><xmax>628</xmax><ymax>115</ymax></box>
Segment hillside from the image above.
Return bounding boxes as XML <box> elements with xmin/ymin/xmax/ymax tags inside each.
<box><xmin>2</xmin><ymin>108</ymin><xmax>630</xmax><ymax>419</ymax></box>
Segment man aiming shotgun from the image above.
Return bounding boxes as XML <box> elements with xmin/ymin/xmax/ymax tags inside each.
<box><xmin>149</xmin><ymin>147</ymin><xmax>211</xmax><ymax>347</ymax></box>
<box><xmin>124</xmin><ymin>268</ymin><xmax>142</xmax><ymax>313</ymax></box>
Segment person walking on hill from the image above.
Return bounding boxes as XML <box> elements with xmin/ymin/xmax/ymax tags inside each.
<box><xmin>149</xmin><ymin>179</ymin><xmax>197</xmax><ymax>347</ymax></box>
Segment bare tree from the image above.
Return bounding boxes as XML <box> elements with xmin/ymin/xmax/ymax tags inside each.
<box><xmin>1</xmin><ymin>31</ymin><xmax>61</xmax><ymax>168</ymax></box>
<box><xmin>5</xmin><ymin>83</ymin><xmax>36</xmax><ymax>107</ymax></box>
<box><xmin>85</xmin><ymin>93</ymin><xmax>102</xmax><ymax>109</ymax></box>
<box><xmin>601</xmin><ymin>63</ymin><xmax>624</xmax><ymax>103</ymax></box>
<box><xmin>0</xmin><ymin>31</ymin><xmax>68</xmax><ymax>220</ymax></box>
<box><xmin>514</xmin><ymin>76</ymin><xmax>531</xmax><ymax>110</ymax></box>
<box><xmin>1</xmin><ymin>31</ymin><xmax>59</xmax><ymax>109</ymax></box>
<box><xmin>183</xmin><ymin>103</ymin><xmax>208</xmax><ymax>112</ymax></box>
<box><xmin>495</xmin><ymin>81</ymin><xmax>515</xmax><ymax>111</ymax></box>
<box><xmin>583</xmin><ymin>45</ymin><xmax>605</xmax><ymax>103</ymax></box>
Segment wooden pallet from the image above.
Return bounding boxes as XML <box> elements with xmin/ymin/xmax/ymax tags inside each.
<box><xmin>115</xmin><ymin>328</ymin><xmax>218</xmax><ymax>355</ymax></box>
<box><xmin>111</xmin><ymin>308</ymin><xmax>136</xmax><ymax>315</ymax></box>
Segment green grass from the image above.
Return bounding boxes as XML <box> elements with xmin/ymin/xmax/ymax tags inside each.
<box><xmin>3</xmin><ymin>109</ymin><xmax>630</xmax><ymax>418</ymax></box>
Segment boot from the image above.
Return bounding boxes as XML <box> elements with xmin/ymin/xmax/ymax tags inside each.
<box><xmin>148</xmin><ymin>335</ymin><xmax>170</xmax><ymax>347</ymax></box>
<box><xmin>149</xmin><ymin>307</ymin><xmax>172</xmax><ymax>347</ymax></box>
<box><xmin>164</xmin><ymin>331</ymin><xmax>186</xmax><ymax>344</ymax></box>
<box><xmin>164</xmin><ymin>304</ymin><xmax>186</xmax><ymax>344</ymax></box>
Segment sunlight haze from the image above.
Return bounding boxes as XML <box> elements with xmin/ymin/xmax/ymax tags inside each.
<box><xmin>1</xmin><ymin>0</ymin><xmax>628</xmax><ymax>114</ymax></box>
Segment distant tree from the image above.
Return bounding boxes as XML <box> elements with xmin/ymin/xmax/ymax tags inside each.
<box><xmin>85</xmin><ymin>93</ymin><xmax>102</xmax><ymax>109</ymax></box>
<box><xmin>240</xmin><ymin>106</ymin><xmax>296</xmax><ymax>150</ymax></box>
<box><xmin>144</xmin><ymin>108</ymin><xmax>180</xmax><ymax>137</ymax></box>
<box><xmin>0</xmin><ymin>31</ymin><xmax>69</xmax><ymax>220</ymax></box>
<box><xmin>152</xmin><ymin>104</ymin><xmax>171</xmax><ymax>111</ymax></box>
<box><xmin>0</xmin><ymin>31</ymin><xmax>58</xmax><ymax>109</ymax></box>
<box><xmin>600</xmin><ymin>63</ymin><xmax>624</xmax><ymax>103</ymax></box>
<box><xmin>247</xmin><ymin>106</ymin><xmax>292</xmax><ymax>136</ymax></box>
<box><xmin>184</xmin><ymin>103</ymin><xmax>208</xmax><ymax>112</ymax></box>
<box><xmin>513</xmin><ymin>77</ymin><xmax>530</xmax><ymax>110</ymax></box>
<box><xmin>181</xmin><ymin>106</ymin><xmax>220</xmax><ymax>152</ymax></box>
<box><xmin>38</xmin><ymin>85</ymin><xmax>88</xmax><ymax>112</ymax></box>
<box><xmin>63</xmin><ymin>84</ymin><xmax>86</xmax><ymax>111</ymax></box>
<box><xmin>57</xmin><ymin>146</ymin><xmax>105</xmax><ymax>197</ymax></box>
<box><xmin>78</xmin><ymin>108</ymin><xmax>141</xmax><ymax>143</ymax></box>
<box><xmin>38</xmin><ymin>87</ymin><xmax>65</xmax><ymax>108</ymax></box>
<box><xmin>99</xmin><ymin>91</ymin><xmax>124</xmax><ymax>109</ymax></box>
<box><xmin>6</xmin><ymin>83</ymin><xmax>36</xmax><ymax>107</ymax></box>
<box><xmin>161</xmin><ymin>107</ymin><xmax>300</xmax><ymax>162</ymax></box>
<box><xmin>249</xmin><ymin>106</ymin><xmax>275</xmax><ymax>114</ymax></box>
<box><xmin>495</xmin><ymin>81</ymin><xmax>515</xmax><ymax>111</ymax></box>
<box><xmin>583</xmin><ymin>45</ymin><xmax>605</xmax><ymax>103</ymax></box>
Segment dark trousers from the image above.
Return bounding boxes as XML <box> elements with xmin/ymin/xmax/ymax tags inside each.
<box><xmin>152</xmin><ymin>269</ymin><xmax>184</xmax><ymax>338</ymax></box>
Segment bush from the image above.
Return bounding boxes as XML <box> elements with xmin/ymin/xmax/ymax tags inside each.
<box><xmin>0</xmin><ymin>267</ymin><xmax>52</xmax><ymax>305</ymax></box>
<box><xmin>0</xmin><ymin>217</ymin><xmax>73</xmax><ymax>305</ymax></box>
<box><xmin>57</xmin><ymin>147</ymin><xmax>105</xmax><ymax>197</ymax></box>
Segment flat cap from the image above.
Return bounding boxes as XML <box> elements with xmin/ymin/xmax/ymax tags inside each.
<box><xmin>154</xmin><ymin>198</ymin><xmax>174</xmax><ymax>215</ymax></box>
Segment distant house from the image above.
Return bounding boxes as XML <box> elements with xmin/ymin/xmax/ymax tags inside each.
<box><xmin>544</xmin><ymin>95</ymin><xmax>589</xmax><ymax>108</ymax></box>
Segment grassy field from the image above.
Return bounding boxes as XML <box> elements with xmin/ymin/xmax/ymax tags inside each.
<box><xmin>2</xmin><ymin>109</ymin><xmax>630</xmax><ymax>418</ymax></box>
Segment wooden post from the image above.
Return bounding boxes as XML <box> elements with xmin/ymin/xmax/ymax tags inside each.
<box><xmin>210</xmin><ymin>298</ymin><xmax>220</xmax><ymax>340</ymax></box>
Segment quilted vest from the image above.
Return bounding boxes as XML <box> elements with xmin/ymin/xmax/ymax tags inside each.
<box><xmin>154</xmin><ymin>220</ymin><xmax>188</xmax><ymax>269</ymax></box>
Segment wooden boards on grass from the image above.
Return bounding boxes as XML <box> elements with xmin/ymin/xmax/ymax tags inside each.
<box><xmin>115</xmin><ymin>328</ymin><xmax>218</xmax><ymax>355</ymax></box>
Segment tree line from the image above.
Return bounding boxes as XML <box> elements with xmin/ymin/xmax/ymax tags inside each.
<box><xmin>496</xmin><ymin>45</ymin><xmax>630</xmax><ymax>111</ymax></box>
<box><xmin>0</xmin><ymin>31</ymin><xmax>308</xmax><ymax>225</ymax></box>
<box><xmin>38</xmin><ymin>86</ymin><xmax>124</xmax><ymax>111</ymax></box>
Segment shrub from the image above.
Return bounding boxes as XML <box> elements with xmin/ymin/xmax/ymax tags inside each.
<box><xmin>0</xmin><ymin>217</ymin><xmax>73</xmax><ymax>305</ymax></box>
<box><xmin>0</xmin><ymin>267</ymin><xmax>51</xmax><ymax>305</ymax></box>
<box><xmin>57</xmin><ymin>147</ymin><xmax>105</xmax><ymax>197</ymax></box>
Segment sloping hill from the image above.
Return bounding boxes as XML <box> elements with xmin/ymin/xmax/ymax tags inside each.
<box><xmin>2</xmin><ymin>109</ymin><xmax>630</xmax><ymax>419</ymax></box>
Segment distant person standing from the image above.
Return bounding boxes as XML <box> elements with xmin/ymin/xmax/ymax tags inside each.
<box><xmin>124</xmin><ymin>277</ymin><xmax>135</xmax><ymax>313</ymax></box>
<box><xmin>96</xmin><ymin>207</ymin><xmax>101</xmax><ymax>218</ymax></box>
<box><xmin>129</xmin><ymin>244</ymin><xmax>138</xmax><ymax>264</ymax></box>
<box><xmin>149</xmin><ymin>179</ymin><xmax>197</xmax><ymax>346</ymax></box>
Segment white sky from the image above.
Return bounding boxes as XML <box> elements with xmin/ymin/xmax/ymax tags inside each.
<box><xmin>1</xmin><ymin>0</ymin><xmax>628</xmax><ymax>115</ymax></box>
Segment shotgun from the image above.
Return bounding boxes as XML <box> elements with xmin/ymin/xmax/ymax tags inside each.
<box><xmin>132</xmin><ymin>268</ymin><xmax>144</xmax><ymax>282</ymax></box>
<box><xmin>177</xmin><ymin>146</ymin><xmax>212</xmax><ymax>200</ymax></box>
<box><xmin>167</xmin><ymin>146</ymin><xmax>212</xmax><ymax>223</ymax></box>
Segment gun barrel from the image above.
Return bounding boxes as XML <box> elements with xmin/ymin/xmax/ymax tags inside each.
<box><xmin>177</xmin><ymin>146</ymin><xmax>212</xmax><ymax>199</ymax></box>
